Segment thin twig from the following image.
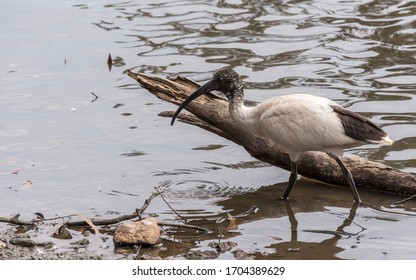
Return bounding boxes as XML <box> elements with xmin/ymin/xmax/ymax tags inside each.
<box><xmin>216</xmin><ymin>205</ymin><xmax>258</xmax><ymax>223</ymax></box>
<box><xmin>70</xmin><ymin>191</ymin><xmax>162</xmax><ymax>226</ymax></box>
<box><xmin>158</xmin><ymin>222</ymin><xmax>211</xmax><ymax>233</ymax></box>
<box><xmin>154</xmin><ymin>180</ymin><xmax>187</xmax><ymax>222</ymax></box>
<box><xmin>393</xmin><ymin>194</ymin><xmax>416</xmax><ymax>205</ymax></box>
<box><xmin>66</xmin><ymin>214</ymin><xmax>137</xmax><ymax>227</ymax></box>
<box><xmin>135</xmin><ymin>192</ymin><xmax>161</xmax><ymax>220</ymax></box>
<box><xmin>302</xmin><ymin>229</ymin><xmax>357</xmax><ymax>237</ymax></box>
<box><xmin>41</xmin><ymin>214</ymin><xmax>78</xmax><ymax>222</ymax></box>
<box><xmin>346</xmin><ymin>218</ymin><xmax>367</xmax><ymax>232</ymax></box>
<box><xmin>155</xmin><ymin>187</ymin><xmax>187</xmax><ymax>223</ymax></box>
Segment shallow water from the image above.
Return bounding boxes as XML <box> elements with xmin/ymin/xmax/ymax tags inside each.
<box><xmin>1</xmin><ymin>0</ymin><xmax>416</xmax><ymax>259</ymax></box>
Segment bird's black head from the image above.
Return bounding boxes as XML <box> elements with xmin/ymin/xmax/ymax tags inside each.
<box><xmin>171</xmin><ymin>68</ymin><xmax>243</xmax><ymax>125</ymax></box>
<box><xmin>211</xmin><ymin>68</ymin><xmax>243</xmax><ymax>99</ymax></box>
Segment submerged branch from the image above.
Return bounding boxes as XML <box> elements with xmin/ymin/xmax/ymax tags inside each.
<box><xmin>127</xmin><ymin>70</ymin><xmax>416</xmax><ymax>196</ymax></box>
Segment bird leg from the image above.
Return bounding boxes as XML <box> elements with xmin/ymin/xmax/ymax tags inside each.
<box><xmin>281</xmin><ymin>161</ymin><xmax>298</xmax><ymax>200</ymax></box>
<box><xmin>328</xmin><ymin>154</ymin><xmax>362</xmax><ymax>204</ymax></box>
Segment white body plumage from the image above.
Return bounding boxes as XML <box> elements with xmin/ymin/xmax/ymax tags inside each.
<box><xmin>230</xmin><ymin>94</ymin><xmax>392</xmax><ymax>162</ymax></box>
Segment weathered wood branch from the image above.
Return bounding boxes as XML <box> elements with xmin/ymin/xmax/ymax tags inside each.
<box><xmin>128</xmin><ymin>70</ymin><xmax>416</xmax><ymax>197</ymax></box>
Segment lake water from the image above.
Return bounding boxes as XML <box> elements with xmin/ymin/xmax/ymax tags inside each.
<box><xmin>1</xmin><ymin>0</ymin><xmax>416</xmax><ymax>259</ymax></box>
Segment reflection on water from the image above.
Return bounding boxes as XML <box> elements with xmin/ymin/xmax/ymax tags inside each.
<box><xmin>1</xmin><ymin>0</ymin><xmax>416</xmax><ymax>259</ymax></box>
<box><xmin>136</xmin><ymin>180</ymin><xmax>416</xmax><ymax>260</ymax></box>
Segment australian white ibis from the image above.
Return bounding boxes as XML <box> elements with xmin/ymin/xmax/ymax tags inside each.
<box><xmin>171</xmin><ymin>68</ymin><xmax>393</xmax><ymax>203</ymax></box>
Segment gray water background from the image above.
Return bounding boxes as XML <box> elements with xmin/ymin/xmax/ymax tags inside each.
<box><xmin>1</xmin><ymin>0</ymin><xmax>416</xmax><ymax>259</ymax></box>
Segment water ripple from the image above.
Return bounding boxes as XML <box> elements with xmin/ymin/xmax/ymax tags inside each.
<box><xmin>94</xmin><ymin>0</ymin><xmax>415</xmax><ymax>173</ymax></box>
<box><xmin>162</xmin><ymin>179</ymin><xmax>256</xmax><ymax>200</ymax></box>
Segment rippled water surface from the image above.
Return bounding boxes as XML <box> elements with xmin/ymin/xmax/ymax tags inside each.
<box><xmin>1</xmin><ymin>0</ymin><xmax>416</xmax><ymax>259</ymax></box>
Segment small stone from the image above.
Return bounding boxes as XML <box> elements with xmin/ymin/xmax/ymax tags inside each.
<box><xmin>208</xmin><ymin>241</ymin><xmax>237</xmax><ymax>253</ymax></box>
<box><xmin>113</xmin><ymin>218</ymin><xmax>160</xmax><ymax>246</ymax></box>
<box><xmin>232</xmin><ymin>249</ymin><xmax>255</xmax><ymax>260</ymax></box>
<box><xmin>183</xmin><ymin>250</ymin><xmax>218</xmax><ymax>260</ymax></box>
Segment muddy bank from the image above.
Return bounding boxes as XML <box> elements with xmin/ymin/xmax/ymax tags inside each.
<box><xmin>0</xmin><ymin>228</ymin><xmax>284</xmax><ymax>260</ymax></box>
<box><xmin>0</xmin><ymin>228</ymin><xmax>258</xmax><ymax>260</ymax></box>
<box><xmin>0</xmin><ymin>229</ymin><xmax>104</xmax><ymax>260</ymax></box>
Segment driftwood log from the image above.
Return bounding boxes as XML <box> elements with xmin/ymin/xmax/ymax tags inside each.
<box><xmin>127</xmin><ymin>70</ymin><xmax>416</xmax><ymax>197</ymax></box>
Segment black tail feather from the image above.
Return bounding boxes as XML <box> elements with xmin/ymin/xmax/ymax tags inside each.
<box><xmin>331</xmin><ymin>105</ymin><xmax>388</xmax><ymax>143</ymax></box>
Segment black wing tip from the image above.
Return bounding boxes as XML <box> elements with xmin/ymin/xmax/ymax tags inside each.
<box><xmin>331</xmin><ymin>105</ymin><xmax>390</xmax><ymax>143</ymax></box>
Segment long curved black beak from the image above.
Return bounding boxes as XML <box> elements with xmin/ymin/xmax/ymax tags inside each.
<box><xmin>171</xmin><ymin>79</ymin><xmax>218</xmax><ymax>125</ymax></box>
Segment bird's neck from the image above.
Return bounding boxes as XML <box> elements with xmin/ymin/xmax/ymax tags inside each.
<box><xmin>227</xmin><ymin>89</ymin><xmax>247</xmax><ymax>122</ymax></box>
<box><xmin>228</xmin><ymin>94</ymin><xmax>264</xmax><ymax>136</ymax></box>
<box><xmin>228</xmin><ymin>91</ymin><xmax>244</xmax><ymax>112</ymax></box>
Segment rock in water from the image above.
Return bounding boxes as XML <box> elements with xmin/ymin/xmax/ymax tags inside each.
<box><xmin>113</xmin><ymin>218</ymin><xmax>160</xmax><ymax>246</ymax></box>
